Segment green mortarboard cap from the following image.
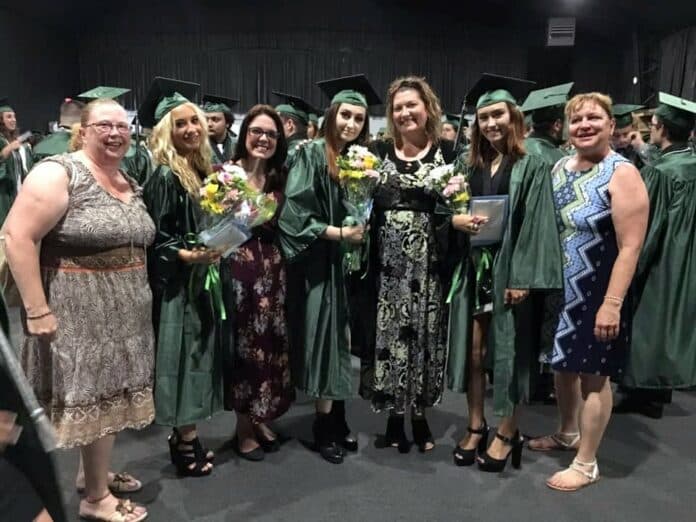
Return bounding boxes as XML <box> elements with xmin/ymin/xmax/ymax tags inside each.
<box><xmin>317</xmin><ymin>74</ymin><xmax>382</xmax><ymax>108</ymax></box>
<box><xmin>466</xmin><ymin>73</ymin><xmax>536</xmax><ymax>110</ymax></box>
<box><xmin>308</xmin><ymin>113</ymin><xmax>319</xmax><ymax>124</ymax></box>
<box><xmin>0</xmin><ymin>97</ymin><xmax>13</xmax><ymax>112</ymax></box>
<box><xmin>612</xmin><ymin>104</ymin><xmax>644</xmax><ymax>128</ymax></box>
<box><xmin>655</xmin><ymin>92</ymin><xmax>696</xmax><ymax>131</ymax></box>
<box><xmin>521</xmin><ymin>82</ymin><xmax>574</xmax><ymax>113</ymax></box>
<box><xmin>201</xmin><ymin>94</ymin><xmax>239</xmax><ymax>114</ymax></box>
<box><xmin>442</xmin><ymin>112</ymin><xmax>461</xmax><ymax>128</ymax></box>
<box><xmin>272</xmin><ymin>91</ymin><xmax>318</xmax><ymax>125</ymax></box>
<box><xmin>138</xmin><ymin>77</ymin><xmax>200</xmax><ymax>128</ymax></box>
<box><xmin>77</xmin><ymin>86</ymin><xmax>131</xmax><ymax>101</ymax></box>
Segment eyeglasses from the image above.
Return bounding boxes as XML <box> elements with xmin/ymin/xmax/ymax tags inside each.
<box><xmin>85</xmin><ymin>121</ymin><xmax>131</xmax><ymax>134</ymax></box>
<box><xmin>249</xmin><ymin>127</ymin><xmax>279</xmax><ymax>140</ymax></box>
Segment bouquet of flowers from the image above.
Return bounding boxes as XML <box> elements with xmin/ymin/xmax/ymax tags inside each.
<box><xmin>336</xmin><ymin>145</ymin><xmax>381</xmax><ymax>273</ymax></box>
<box><xmin>198</xmin><ymin>163</ymin><xmax>278</xmax><ymax>256</ymax></box>
<box><xmin>425</xmin><ymin>163</ymin><xmax>470</xmax><ymax>213</ymax></box>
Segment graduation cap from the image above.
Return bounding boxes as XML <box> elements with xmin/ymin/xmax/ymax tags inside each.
<box><xmin>77</xmin><ymin>86</ymin><xmax>131</xmax><ymax>101</ymax></box>
<box><xmin>521</xmin><ymin>82</ymin><xmax>574</xmax><ymax>124</ymax></box>
<box><xmin>308</xmin><ymin>112</ymin><xmax>319</xmax><ymax>124</ymax></box>
<box><xmin>272</xmin><ymin>91</ymin><xmax>318</xmax><ymax>125</ymax></box>
<box><xmin>201</xmin><ymin>94</ymin><xmax>239</xmax><ymax>114</ymax></box>
<box><xmin>654</xmin><ymin>92</ymin><xmax>696</xmax><ymax>131</ymax></box>
<box><xmin>0</xmin><ymin>97</ymin><xmax>13</xmax><ymax>112</ymax></box>
<box><xmin>137</xmin><ymin>76</ymin><xmax>200</xmax><ymax>129</ymax></box>
<box><xmin>612</xmin><ymin>104</ymin><xmax>644</xmax><ymax>128</ymax></box>
<box><xmin>317</xmin><ymin>74</ymin><xmax>382</xmax><ymax>108</ymax></box>
<box><xmin>465</xmin><ymin>73</ymin><xmax>536</xmax><ymax>110</ymax></box>
<box><xmin>442</xmin><ymin>112</ymin><xmax>461</xmax><ymax>129</ymax></box>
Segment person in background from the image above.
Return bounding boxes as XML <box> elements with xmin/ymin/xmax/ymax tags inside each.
<box><xmin>1</xmin><ymin>98</ymin><xmax>34</xmax><ymax>225</ymax></box>
<box><xmin>202</xmin><ymin>94</ymin><xmax>239</xmax><ymax>166</ymax></box>
<box><xmin>32</xmin><ymin>98</ymin><xmax>84</xmax><ymax>161</ymax></box>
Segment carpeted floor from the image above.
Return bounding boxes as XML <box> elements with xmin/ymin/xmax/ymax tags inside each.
<box><xmin>3</xmin><ymin>309</ymin><xmax>695</xmax><ymax>522</ymax></box>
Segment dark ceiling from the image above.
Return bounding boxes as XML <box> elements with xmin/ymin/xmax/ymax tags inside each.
<box><xmin>1</xmin><ymin>0</ymin><xmax>694</xmax><ymax>36</ymax></box>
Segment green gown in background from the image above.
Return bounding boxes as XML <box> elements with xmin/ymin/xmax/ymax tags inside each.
<box><xmin>278</xmin><ymin>138</ymin><xmax>352</xmax><ymax>399</ymax></box>
<box><xmin>524</xmin><ymin>132</ymin><xmax>565</xmax><ymax>167</ymax></box>
<box><xmin>209</xmin><ymin>133</ymin><xmax>236</xmax><ymax>165</ymax></box>
<box><xmin>0</xmin><ymin>137</ymin><xmax>33</xmax><ymax>224</ymax></box>
<box><xmin>121</xmin><ymin>139</ymin><xmax>153</xmax><ymax>185</ymax></box>
<box><xmin>31</xmin><ymin>130</ymin><xmax>70</xmax><ymax>162</ymax></box>
<box><xmin>284</xmin><ymin>135</ymin><xmax>305</xmax><ymax>170</ymax></box>
<box><xmin>446</xmin><ymin>153</ymin><xmax>563</xmax><ymax>416</ymax></box>
<box><xmin>143</xmin><ymin>165</ymin><xmax>224</xmax><ymax>426</ymax></box>
<box><xmin>625</xmin><ymin>144</ymin><xmax>696</xmax><ymax>388</ymax></box>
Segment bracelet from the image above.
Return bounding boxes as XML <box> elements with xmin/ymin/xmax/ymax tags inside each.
<box><xmin>26</xmin><ymin>310</ymin><xmax>53</xmax><ymax>320</ymax></box>
<box><xmin>339</xmin><ymin>227</ymin><xmax>343</xmax><ymax>242</ymax></box>
<box><xmin>604</xmin><ymin>295</ymin><xmax>624</xmax><ymax>304</ymax></box>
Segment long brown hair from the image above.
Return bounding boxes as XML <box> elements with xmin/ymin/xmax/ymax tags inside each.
<box><xmin>0</xmin><ymin>111</ymin><xmax>17</xmax><ymax>141</ymax></box>
<box><xmin>232</xmin><ymin>104</ymin><xmax>288</xmax><ymax>193</ymax></box>
<box><xmin>322</xmin><ymin>103</ymin><xmax>370</xmax><ymax>179</ymax></box>
<box><xmin>468</xmin><ymin>101</ymin><xmax>526</xmax><ymax>169</ymax></box>
<box><xmin>386</xmin><ymin>76</ymin><xmax>442</xmax><ymax>148</ymax></box>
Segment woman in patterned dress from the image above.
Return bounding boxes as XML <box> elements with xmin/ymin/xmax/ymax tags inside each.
<box><xmin>223</xmin><ymin>105</ymin><xmax>294</xmax><ymax>460</ymax></box>
<box><xmin>4</xmin><ymin>98</ymin><xmax>152</xmax><ymax>521</ymax></box>
<box><xmin>531</xmin><ymin>93</ymin><xmax>649</xmax><ymax>491</ymax></box>
<box><xmin>362</xmin><ymin>76</ymin><xmax>456</xmax><ymax>453</ymax></box>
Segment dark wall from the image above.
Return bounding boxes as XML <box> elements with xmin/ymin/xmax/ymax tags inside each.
<box><xmin>659</xmin><ymin>26</ymin><xmax>696</xmax><ymax>101</ymax></box>
<box><xmin>0</xmin><ymin>8</ymin><xmax>80</xmax><ymax>131</ymax></box>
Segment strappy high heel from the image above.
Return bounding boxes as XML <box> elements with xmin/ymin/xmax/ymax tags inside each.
<box><xmin>453</xmin><ymin>419</ymin><xmax>489</xmax><ymax>467</ymax></box>
<box><xmin>168</xmin><ymin>432</ymin><xmax>213</xmax><ymax>477</ymax></box>
<box><xmin>477</xmin><ymin>430</ymin><xmax>523</xmax><ymax>472</ymax></box>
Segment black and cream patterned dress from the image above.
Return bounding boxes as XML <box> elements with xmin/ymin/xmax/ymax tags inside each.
<box><xmin>20</xmin><ymin>153</ymin><xmax>156</xmax><ymax>448</ymax></box>
<box><xmin>366</xmin><ymin>140</ymin><xmax>456</xmax><ymax>414</ymax></box>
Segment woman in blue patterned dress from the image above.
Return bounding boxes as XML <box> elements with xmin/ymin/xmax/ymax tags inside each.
<box><xmin>532</xmin><ymin>93</ymin><xmax>649</xmax><ymax>491</ymax></box>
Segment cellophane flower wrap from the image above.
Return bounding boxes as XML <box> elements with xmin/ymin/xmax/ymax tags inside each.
<box><xmin>425</xmin><ymin>163</ymin><xmax>470</xmax><ymax>213</ymax></box>
<box><xmin>336</xmin><ymin>145</ymin><xmax>381</xmax><ymax>273</ymax></box>
<box><xmin>198</xmin><ymin>163</ymin><xmax>278</xmax><ymax>256</ymax></box>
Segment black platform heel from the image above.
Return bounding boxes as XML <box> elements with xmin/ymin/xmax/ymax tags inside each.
<box><xmin>376</xmin><ymin>415</ymin><xmax>411</xmax><ymax>453</ymax></box>
<box><xmin>411</xmin><ymin>416</ymin><xmax>435</xmax><ymax>453</ymax></box>
<box><xmin>168</xmin><ymin>432</ymin><xmax>214</xmax><ymax>477</ymax></box>
<box><xmin>453</xmin><ymin>419</ymin><xmax>489</xmax><ymax>467</ymax></box>
<box><xmin>312</xmin><ymin>412</ymin><xmax>343</xmax><ymax>464</ymax></box>
<box><xmin>332</xmin><ymin>400</ymin><xmax>358</xmax><ymax>452</ymax></box>
<box><xmin>477</xmin><ymin>430</ymin><xmax>523</xmax><ymax>472</ymax></box>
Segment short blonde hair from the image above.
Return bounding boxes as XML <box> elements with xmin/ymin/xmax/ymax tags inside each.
<box><xmin>386</xmin><ymin>76</ymin><xmax>442</xmax><ymax>147</ymax></box>
<box><xmin>149</xmin><ymin>102</ymin><xmax>212</xmax><ymax>198</ymax></box>
<box><xmin>565</xmin><ymin>92</ymin><xmax>613</xmax><ymax>120</ymax></box>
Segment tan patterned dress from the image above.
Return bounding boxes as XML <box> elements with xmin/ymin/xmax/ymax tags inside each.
<box><xmin>21</xmin><ymin>153</ymin><xmax>156</xmax><ymax>448</ymax></box>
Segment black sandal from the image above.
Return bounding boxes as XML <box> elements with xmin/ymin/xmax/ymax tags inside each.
<box><xmin>411</xmin><ymin>416</ymin><xmax>434</xmax><ymax>453</ymax></box>
<box><xmin>375</xmin><ymin>415</ymin><xmax>411</xmax><ymax>453</ymax></box>
<box><xmin>453</xmin><ymin>419</ymin><xmax>489</xmax><ymax>467</ymax></box>
<box><xmin>477</xmin><ymin>430</ymin><xmax>524</xmax><ymax>473</ymax></box>
<box><xmin>168</xmin><ymin>431</ymin><xmax>214</xmax><ymax>477</ymax></box>
<box><xmin>332</xmin><ymin>401</ymin><xmax>358</xmax><ymax>452</ymax></box>
<box><xmin>168</xmin><ymin>428</ymin><xmax>214</xmax><ymax>463</ymax></box>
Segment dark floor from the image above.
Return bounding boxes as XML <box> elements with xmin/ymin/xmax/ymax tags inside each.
<box><xmin>4</xmin><ymin>308</ymin><xmax>696</xmax><ymax>522</ymax></box>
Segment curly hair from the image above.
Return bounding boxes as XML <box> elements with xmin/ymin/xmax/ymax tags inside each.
<box><xmin>149</xmin><ymin>102</ymin><xmax>213</xmax><ymax>198</ymax></box>
<box><xmin>385</xmin><ymin>76</ymin><xmax>442</xmax><ymax>147</ymax></box>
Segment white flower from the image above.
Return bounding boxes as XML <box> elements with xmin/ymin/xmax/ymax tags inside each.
<box><xmin>222</xmin><ymin>163</ymin><xmax>247</xmax><ymax>179</ymax></box>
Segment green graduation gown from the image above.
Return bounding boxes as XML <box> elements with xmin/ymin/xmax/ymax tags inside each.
<box><xmin>143</xmin><ymin>165</ymin><xmax>224</xmax><ymax>426</ymax></box>
<box><xmin>120</xmin><ymin>140</ymin><xmax>153</xmax><ymax>185</ymax></box>
<box><xmin>32</xmin><ymin>130</ymin><xmax>70</xmax><ymax>162</ymax></box>
<box><xmin>209</xmin><ymin>133</ymin><xmax>236</xmax><ymax>165</ymax></box>
<box><xmin>0</xmin><ymin>137</ymin><xmax>33</xmax><ymax>224</ymax></box>
<box><xmin>278</xmin><ymin>138</ymin><xmax>352</xmax><ymax>399</ymax></box>
<box><xmin>625</xmin><ymin>145</ymin><xmax>696</xmax><ymax>388</ymax></box>
<box><xmin>524</xmin><ymin>132</ymin><xmax>565</xmax><ymax>167</ymax></box>
<box><xmin>446</xmin><ymin>154</ymin><xmax>564</xmax><ymax>416</ymax></box>
<box><xmin>284</xmin><ymin>135</ymin><xmax>305</xmax><ymax>170</ymax></box>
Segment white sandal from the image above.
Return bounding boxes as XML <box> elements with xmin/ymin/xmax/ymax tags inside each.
<box><xmin>528</xmin><ymin>431</ymin><xmax>580</xmax><ymax>452</ymax></box>
<box><xmin>546</xmin><ymin>458</ymin><xmax>600</xmax><ymax>492</ymax></box>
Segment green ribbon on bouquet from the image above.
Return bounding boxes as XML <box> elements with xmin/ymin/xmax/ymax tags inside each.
<box><xmin>474</xmin><ymin>248</ymin><xmax>493</xmax><ymax>310</ymax></box>
<box><xmin>184</xmin><ymin>233</ymin><xmax>227</xmax><ymax>321</ymax></box>
<box><xmin>446</xmin><ymin>259</ymin><xmax>464</xmax><ymax>304</ymax></box>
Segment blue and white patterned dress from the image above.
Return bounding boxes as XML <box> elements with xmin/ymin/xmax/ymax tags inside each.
<box><xmin>548</xmin><ymin>152</ymin><xmax>631</xmax><ymax>377</ymax></box>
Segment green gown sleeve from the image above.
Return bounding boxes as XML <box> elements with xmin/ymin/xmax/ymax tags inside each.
<box><xmin>278</xmin><ymin>140</ymin><xmax>330</xmax><ymax>262</ymax></box>
<box><xmin>143</xmin><ymin>166</ymin><xmax>190</xmax><ymax>290</ymax></box>
<box><xmin>0</xmin><ymin>137</ymin><xmax>14</xmax><ymax>225</ymax></box>
<box><xmin>635</xmin><ymin>164</ymin><xmax>668</xmax><ymax>278</ymax></box>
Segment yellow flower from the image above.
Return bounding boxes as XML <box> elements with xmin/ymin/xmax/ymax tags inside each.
<box><xmin>453</xmin><ymin>192</ymin><xmax>470</xmax><ymax>203</ymax></box>
<box><xmin>363</xmin><ymin>156</ymin><xmax>375</xmax><ymax>169</ymax></box>
<box><xmin>205</xmin><ymin>183</ymin><xmax>219</xmax><ymax>196</ymax></box>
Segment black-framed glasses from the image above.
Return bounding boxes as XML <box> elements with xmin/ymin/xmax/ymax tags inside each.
<box><xmin>249</xmin><ymin>127</ymin><xmax>279</xmax><ymax>140</ymax></box>
<box><xmin>85</xmin><ymin>121</ymin><xmax>131</xmax><ymax>134</ymax></box>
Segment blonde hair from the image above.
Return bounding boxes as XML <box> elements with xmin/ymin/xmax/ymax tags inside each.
<box><xmin>565</xmin><ymin>92</ymin><xmax>613</xmax><ymax>120</ymax></box>
<box><xmin>149</xmin><ymin>102</ymin><xmax>212</xmax><ymax>198</ymax></box>
<box><xmin>386</xmin><ymin>76</ymin><xmax>442</xmax><ymax>147</ymax></box>
<box><xmin>69</xmin><ymin>123</ymin><xmax>83</xmax><ymax>152</ymax></box>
